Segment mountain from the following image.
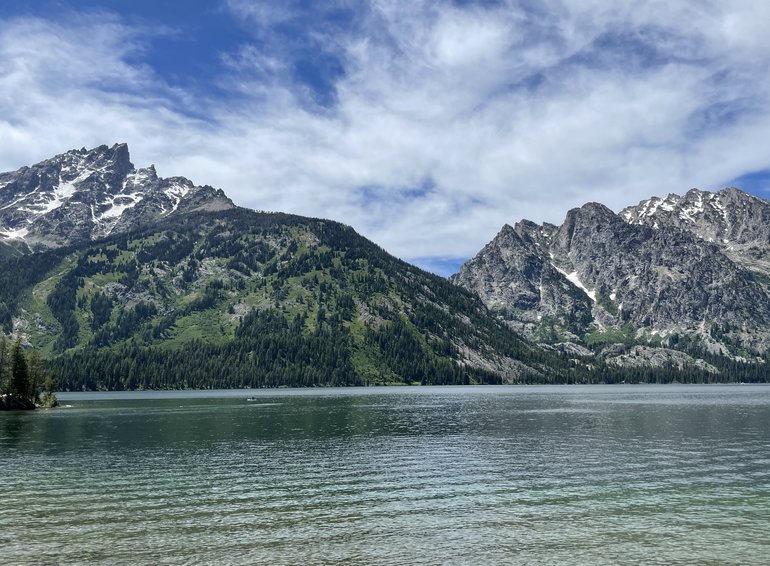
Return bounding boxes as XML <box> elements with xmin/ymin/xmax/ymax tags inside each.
<box><xmin>3</xmin><ymin>208</ymin><xmax>581</xmax><ymax>389</ymax></box>
<box><xmin>1</xmin><ymin>144</ymin><xmax>593</xmax><ymax>389</ymax></box>
<box><xmin>453</xmin><ymin>188</ymin><xmax>770</xmax><ymax>369</ymax></box>
<box><xmin>0</xmin><ymin>143</ymin><xmax>234</xmax><ymax>249</ymax></box>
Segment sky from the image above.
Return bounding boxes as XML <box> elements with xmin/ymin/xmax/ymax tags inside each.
<box><xmin>2</xmin><ymin>1</ymin><xmax>770</xmax><ymax>276</ymax></box>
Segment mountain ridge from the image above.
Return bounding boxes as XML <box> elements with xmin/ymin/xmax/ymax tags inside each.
<box><xmin>621</xmin><ymin>187</ymin><xmax>770</xmax><ymax>277</ymax></box>
<box><xmin>453</xmin><ymin>186</ymin><xmax>770</xmax><ymax>361</ymax></box>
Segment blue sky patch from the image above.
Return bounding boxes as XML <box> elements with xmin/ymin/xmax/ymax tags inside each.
<box><xmin>727</xmin><ymin>170</ymin><xmax>770</xmax><ymax>196</ymax></box>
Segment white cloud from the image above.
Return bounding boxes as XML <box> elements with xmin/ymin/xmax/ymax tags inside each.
<box><xmin>2</xmin><ymin>2</ymin><xmax>770</xmax><ymax>275</ymax></box>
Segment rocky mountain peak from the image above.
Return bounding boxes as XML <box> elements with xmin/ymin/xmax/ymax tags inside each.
<box><xmin>0</xmin><ymin>144</ymin><xmax>235</xmax><ymax>248</ymax></box>
<box><xmin>454</xmin><ymin>187</ymin><xmax>770</xmax><ymax>354</ymax></box>
<box><xmin>61</xmin><ymin>143</ymin><xmax>134</xmax><ymax>180</ymax></box>
<box><xmin>620</xmin><ymin>186</ymin><xmax>762</xmax><ymax>232</ymax></box>
<box><xmin>512</xmin><ymin>219</ymin><xmax>556</xmax><ymax>250</ymax></box>
<box><xmin>566</xmin><ymin>201</ymin><xmax>618</xmax><ymax>226</ymax></box>
<box><xmin>551</xmin><ymin>201</ymin><xmax>625</xmax><ymax>259</ymax></box>
<box><xmin>494</xmin><ymin>223</ymin><xmax>522</xmax><ymax>244</ymax></box>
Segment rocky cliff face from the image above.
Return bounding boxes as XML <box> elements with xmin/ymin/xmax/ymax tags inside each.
<box><xmin>453</xmin><ymin>188</ymin><xmax>770</xmax><ymax>355</ymax></box>
<box><xmin>0</xmin><ymin>144</ymin><xmax>234</xmax><ymax>249</ymax></box>
<box><xmin>451</xmin><ymin>222</ymin><xmax>593</xmax><ymax>339</ymax></box>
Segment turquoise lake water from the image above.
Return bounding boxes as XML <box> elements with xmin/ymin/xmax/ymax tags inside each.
<box><xmin>2</xmin><ymin>385</ymin><xmax>770</xmax><ymax>564</ymax></box>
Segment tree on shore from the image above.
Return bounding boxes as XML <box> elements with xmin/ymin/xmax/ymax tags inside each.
<box><xmin>0</xmin><ymin>335</ymin><xmax>9</xmax><ymax>395</ymax></box>
<box><xmin>0</xmin><ymin>337</ymin><xmax>57</xmax><ymax>409</ymax></box>
<box><xmin>10</xmin><ymin>339</ymin><xmax>29</xmax><ymax>397</ymax></box>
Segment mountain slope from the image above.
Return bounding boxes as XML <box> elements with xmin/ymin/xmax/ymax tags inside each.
<box><xmin>0</xmin><ymin>144</ymin><xmax>582</xmax><ymax>387</ymax></box>
<box><xmin>3</xmin><ymin>207</ymin><xmax>583</xmax><ymax>389</ymax></box>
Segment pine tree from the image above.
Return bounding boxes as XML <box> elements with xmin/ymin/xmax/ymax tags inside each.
<box><xmin>40</xmin><ymin>370</ymin><xmax>57</xmax><ymax>408</ymax></box>
<box><xmin>0</xmin><ymin>336</ymin><xmax>9</xmax><ymax>395</ymax></box>
<box><xmin>26</xmin><ymin>350</ymin><xmax>43</xmax><ymax>401</ymax></box>
<box><xmin>10</xmin><ymin>338</ymin><xmax>28</xmax><ymax>397</ymax></box>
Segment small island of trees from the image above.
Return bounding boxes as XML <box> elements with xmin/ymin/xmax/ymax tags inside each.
<box><xmin>0</xmin><ymin>337</ymin><xmax>57</xmax><ymax>410</ymax></box>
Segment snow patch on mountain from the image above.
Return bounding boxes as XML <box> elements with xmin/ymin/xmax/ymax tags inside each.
<box><xmin>551</xmin><ymin>262</ymin><xmax>596</xmax><ymax>301</ymax></box>
<box><xmin>41</xmin><ymin>177</ymin><xmax>80</xmax><ymax>213</ymax></box>
<box><xmin>709</xmin><ymin>193</ymin><xmax>730</xmax><ymax>226</ymax></box>
<box><xmin>124</xmin><ymin>168</ymin><xmax>156</xmax><ymax>188</ymax></box>
<box><xmin>622</xmin><ymin>195</ymin><xmax>677</xmax><ymax>222</ymax></box>
<box><xmin>0</xmin><ymin>226</ymin><xmax>29</xmax><ymax>240</ymax></box>
<box><xmin>0</xmin><ymin>195</ymin><xmax>27</xmax><ymax>211</ymax></box>
<box><xmin>163</xmin><ymin>181</ymin><xmax>192</xmax><ymax>213</ymax></box>
<box><xmin>678</xmin><ymin>191</ymin><xmax>705</xmax><ymax>222</ymax></box>
<box><xmin>97</xmin><ymin>192</ymin><xmax>143</xmax><ymax>221</ymax></box>
<box><xmin>565</xmin><ymin>271</ymin><xmax>596</xmax><ymax>302</ymax></box>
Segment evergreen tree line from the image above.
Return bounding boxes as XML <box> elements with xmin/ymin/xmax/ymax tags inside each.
<box><xmin>52</xmin><ymin>308</ymin><xmax>516</xmax><ymax>390</ymax></box>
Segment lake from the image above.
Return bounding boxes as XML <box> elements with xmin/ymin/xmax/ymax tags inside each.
<box><xmin>2</xmin><ymin>385</ymin><xmax>770</xmax><ymax>564</ymax></box>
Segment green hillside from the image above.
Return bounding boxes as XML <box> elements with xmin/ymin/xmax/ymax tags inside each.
<box><xmin>1</xmin><ymin>208</ymin><xmax>582</xmax><ymax>389</ymax></box>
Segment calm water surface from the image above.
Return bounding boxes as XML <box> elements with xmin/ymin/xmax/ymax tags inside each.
<box><xmin>2</xmin><ymin>385</ymin><xmax>770</xmax><ymax>564</ymax></box>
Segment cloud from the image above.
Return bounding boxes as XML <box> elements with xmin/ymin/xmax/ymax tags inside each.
<box><xmin>2</xmin><ymin>2</ymin><xmax>770</xmax><ymax>276</ymax></box>
<box><xmin>0</xmin><ymin>13</ymin><xmax>194</xmax><ymax>164</ymax></box>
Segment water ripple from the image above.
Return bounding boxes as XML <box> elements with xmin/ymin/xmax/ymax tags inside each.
<box><xmin>3</xmin><ymin>385</ymin><xmax>770</xmax><ymax>564</ymax></box>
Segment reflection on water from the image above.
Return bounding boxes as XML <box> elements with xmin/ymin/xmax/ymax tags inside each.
<box><xmin>3</xmin><ymin>385</ymin><xmax>770</xmax><ymax>564</ymax></box>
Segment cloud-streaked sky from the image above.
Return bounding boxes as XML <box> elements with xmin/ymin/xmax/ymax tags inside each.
<box><xmin>2</xmin><ymin>1</ymin><xmax>770</xmax><ymax>275</ymax></box>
